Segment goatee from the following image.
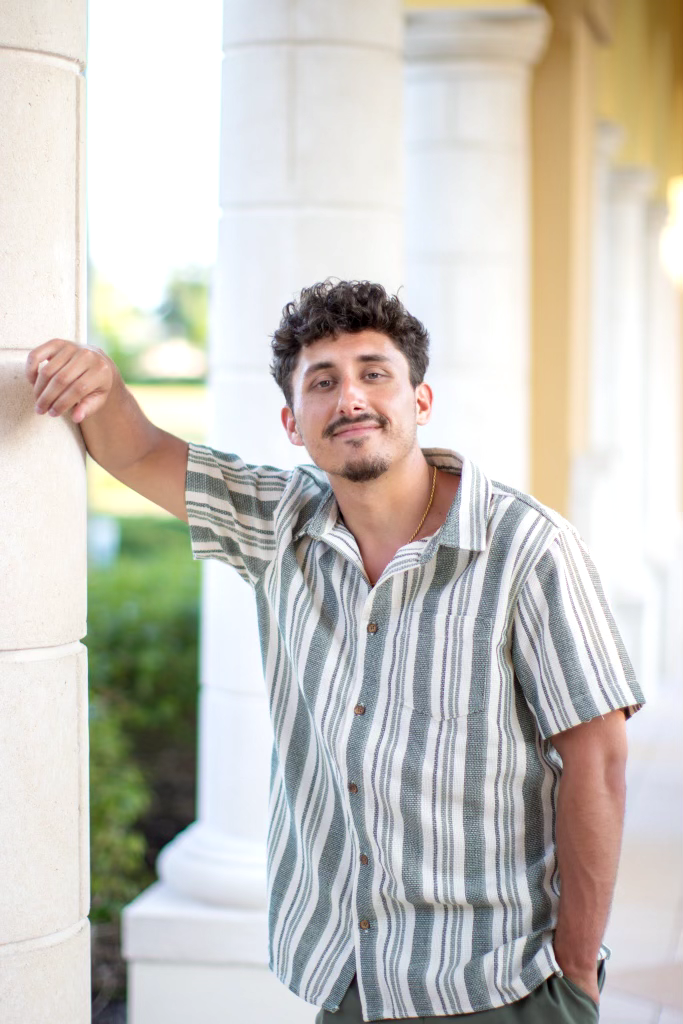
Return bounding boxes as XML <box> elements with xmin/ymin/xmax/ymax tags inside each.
<box><xmin>340</xmin><ymin>454</ymin><xmax>391</xmax><ymax>482</ymax></box>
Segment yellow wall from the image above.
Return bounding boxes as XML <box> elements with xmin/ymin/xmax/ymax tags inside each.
<box><xmin>597</xmin><ymin>0</ymin><xmax>683</xmax><ymax>195</ymax></box>
<box><xmin>530</xmin><ymin>3</ymin><xmax>598</xmax><ymax>515</ymax></box>
<box><xmin>404</xmin><ymin>0</ymin><xmax>536</xmax><ymax>7</ymax></box>
<box><xmin>405</xmin><ymin>0</ymin><xmax>682</xmax><ymax>516</ymax></box>
<box><xmin>531</xmin><ymin>0</ymin><xmax>682</xmax><ymax>515</ymax></box>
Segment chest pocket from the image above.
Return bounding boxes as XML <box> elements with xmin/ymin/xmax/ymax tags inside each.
<box><xmin>403</xmin><ymin>612</ymin><xmax>494</xmax><ymax>720</ymax></box>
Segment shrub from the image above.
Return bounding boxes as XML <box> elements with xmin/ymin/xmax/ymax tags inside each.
<box><xmin>89</xmin><ymin>698</ymin><xmax>153</xmax><ymax>923</ymax></box>
<box><xmin>86</xmin><ymin>515</ymin><xmax>201</xmax><ymax>1007</ymax></box>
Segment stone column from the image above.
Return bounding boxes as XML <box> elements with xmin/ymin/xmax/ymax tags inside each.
<box><xmin>644</xmin><ymin>200</ymin><xmax>683</xmax><ymax>691</ymax></box>
<box><xmin>404</xmin><ymin>6</ymin><xmax>549</xmax><ymax>489</ymax></box>
<box><xmin>0</xmin><ymin>3</ymin><xmax>89</xmax><ymax>1024</ymax></box>
<box><xmin>604</xmin><ymin>166</ymin><xmax>659</xmax><ymax>695</ymax></box>
<box><xmin>123</xmin><ymin>3</ymin><xmax>403</xmax><ymax>1022</ymax></box>
<box><xmin>569</xmin><ymin>123</ymin><xmax>623</xmax><ymax>568</ymax></box>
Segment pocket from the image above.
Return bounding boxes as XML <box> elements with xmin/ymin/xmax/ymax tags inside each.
<box><xmin>559</xmin><ymin>974</ymin><xmax>600</xmax><ymax>1016</ymax></box>
<box><xmin>403</xmin><ymin>613</ymin><xmax>494</xmax><ymax>720</ymax></box>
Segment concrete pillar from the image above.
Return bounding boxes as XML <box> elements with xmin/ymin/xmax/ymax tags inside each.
<box><xmin>644</xmin><ymin>201</ymin><xmax>683</xmax><ymax>690</ymax></box>
<box><xmin>0</xmin><ymin>3</ymin><xmax>89</xmax><ymax>1023</ymax></box>
<box><xmin>604</xmin><ymin>166</ymin><xmax>659</xmax><ymax>696</ymax></box>
<box><xmin>404</xmin><ymin>6</ymin><xmax>549</xmax><ymax>488</ymax></box>
<box><xmin>569</xmin><ymin>123</ymin><xmax>623</xmax><ymax>570</ymax></box>
<box><xmin>123</xmin><ymin>3</ymin><xmax>404</xmax><ymax>1022</ymax></box>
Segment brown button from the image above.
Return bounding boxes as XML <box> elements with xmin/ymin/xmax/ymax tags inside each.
<box><xmin>359</xmin><ymin>919</ymin><xmax>371</xmax><ymax>930</ymax></box>
<box><xmin>348</xmin><ymin>782</ymin><xmax>358</xmax><ymax>794</ymax></box>
<box><xmin>354</xmin><ymin>704</ymin><xmax>366</xmax><ymax>716</ymax></box>
<box><xmin>367</xmin><ymin>622</ymin><xmax>378</xmax><ymax>634</ymax></box>
<box><xmin>360</xmin><ymin>854</ymin><xmax>369</xmax><ymax>865</ymax></box>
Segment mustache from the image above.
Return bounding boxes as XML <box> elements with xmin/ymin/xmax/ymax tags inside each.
<box><xmin>323</xmin><ymin>413</ymin><xmax>388</xmax><ymax>439</ymax></box>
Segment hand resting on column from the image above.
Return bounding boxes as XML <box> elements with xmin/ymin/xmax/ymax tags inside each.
<box><xmin>26</xmin><ymin>339</ymin><xmax>189</xmax><ymax>521</ymax></box>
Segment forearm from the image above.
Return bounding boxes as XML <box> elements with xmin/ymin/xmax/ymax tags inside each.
<box><xmin>28</xmin><ymin>340</ymin><xmax>189</xmax><ymax>520</ymax></box>
<box><xmin>554</xmin><ymin>758</ymin><xmax>626</xmax><ymax>972</ymax></box>
<box><xmin>81</xmin><ymin>363</ymin><xmax>189</xmax><ymax>519</ymax></box>
<box><xmin>81</xmin><ymin>363</ymin><xmax>163</xmax><ymax>476</ymax></box>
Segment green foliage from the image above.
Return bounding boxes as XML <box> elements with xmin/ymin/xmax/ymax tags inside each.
<box><xmin>87</xmin><ymin>518</ymin><xmax>200</xmax><ymax>747</ymax></box>
<box><xmin>89</xmin><ymin>270</ymin><xmax>158</xmax><ymax>382</ymax></box>
<box><xmin>157</xmin><ymin>268</ymin><xmax>210</xmax><ymax>349</ymax></box>
<box><xmin>89</xmin><ymin>698</ymin><xmax>153</xmax><ymax>923</ymax></box>
<box><xmin>87</xmin><ymin>517</ymin><xmax>201</xmax><ymax>927</ymax></box>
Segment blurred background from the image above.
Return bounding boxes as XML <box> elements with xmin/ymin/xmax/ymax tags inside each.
<box><xmin>81</xmin><ymin>1</ymin><xmax>683</xmax><ymax>1022</ymax></box>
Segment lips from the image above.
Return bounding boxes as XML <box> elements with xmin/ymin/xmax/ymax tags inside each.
<box><xmin>333</xmin><ymin>423</ymin><xmax>379</xmax><ymax>438</ymax></box>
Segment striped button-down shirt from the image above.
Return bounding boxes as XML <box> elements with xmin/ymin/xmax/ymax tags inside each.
<box><xmin>186</xmin><ymin>443</ymin><xmax>644</xmax><ymax>1021</ymax></box>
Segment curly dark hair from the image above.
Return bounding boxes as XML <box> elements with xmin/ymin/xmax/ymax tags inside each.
<box><xmin>270</xmin><ymin>279</ymin><xmax>430</xmax><ymax>408</ymax></box>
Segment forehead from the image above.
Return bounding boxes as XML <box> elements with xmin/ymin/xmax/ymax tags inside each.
<box><xmin>295</xmin><ymin>329</ymin><xmax>406</xmax><ymax>373</ymax></box>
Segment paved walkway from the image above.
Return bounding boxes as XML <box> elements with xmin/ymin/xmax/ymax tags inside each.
<box><xmin>599</xmin><ymin>685</ymin><xmax>683</xmax><ymax>1023</ymax></box>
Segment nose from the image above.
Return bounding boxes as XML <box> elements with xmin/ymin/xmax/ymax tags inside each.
<box><xmin>336</xmin><ymin>374</ymin><xmax>367</xmax><ymax>417</ymax></box>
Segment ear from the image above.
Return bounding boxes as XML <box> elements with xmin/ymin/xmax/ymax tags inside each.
<box><xmin>415</xmin><ymin>382</ymin><xmax>433</xmax><ymax>426</ymax></box>
<box><xmin>281</xmin><ymin>406</ymin><xmax>306</xmax><ymax>447</ymax></box>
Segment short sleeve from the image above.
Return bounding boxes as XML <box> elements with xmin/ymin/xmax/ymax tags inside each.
<box><xmin>511</xmin><ymin>526</ymin><xmax>645</xmax><ymax>739</ymax></box>
<box><xmin>185</xmin><ymin>442</ymin><xmax>291</xmax><ymax>586</ymax></box>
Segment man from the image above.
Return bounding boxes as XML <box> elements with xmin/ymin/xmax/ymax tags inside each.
<box><xmin>28</xmin><ymin>280</ymin><xmax>643</xmax><ymax>1022</ymax></box>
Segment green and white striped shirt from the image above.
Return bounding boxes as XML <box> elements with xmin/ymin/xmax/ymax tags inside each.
<box><xmin>186</xmin><ymin>443</ymin><xmax>644</xmax><ymax>1021</ymax></box>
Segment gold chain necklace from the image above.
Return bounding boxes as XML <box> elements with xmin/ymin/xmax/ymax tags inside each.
<box><xmin>408</xmin><ymin>465</ymin><xmax>437</xmax><ymax>543</ymax></box>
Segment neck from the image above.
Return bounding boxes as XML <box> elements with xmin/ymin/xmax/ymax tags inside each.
<box><xmin>327</xmin><ymin>446</ymin><xmax>433</xmax><ymax>549</ymax></box>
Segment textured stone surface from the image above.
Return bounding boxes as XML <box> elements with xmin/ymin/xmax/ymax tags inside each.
<box><xmin>221</xmin><ymin>47</ymin><xmax>402</xmax><ymax>207</ymax></box>
<box><xmin>223</xmin><ymin>0</ymin><xmax>401</xmax><ymax>49</ymax></box>
<box><xmin>211</xmin><ymin>209</ymin><xmax>403</xmax><ymax>374</ymax></box>
<box><xmin>196</xmin><ymin>685</ymin><xmax>271</xmax><ymax>842</ymax></box>
<box><xmin>404</xmin><ymin>8</ymin><xmax>546</xmax><ymax>492</ymax></box>
<box><xmin>0</xmin><ymin>0</ymin><xmax>86</xmax><ymax>61</ymax></box>
<box><xmin>0</xmin><ymin>352</ymin><xmax>87</xmax><ymax>648</ymax></box>
<box><xmin>125</xmin><ymin>2</ymin><xmax>404</xmax><ymax>1018</ymax></box>
<box><xmin>0</xmin><ymin>919</ymin><xmax>90</xmax><ymax>1024</ymax></box>
<box><xmin>419</xmin><ymin>366</ymin><xmax>529</xmax><ymax>487</ymax></box>
<box><xmin>128</xmin><ymin>956</ymin><xmax>315</xmax><ymax>1024</ymax></box>
<box><xmin>123</xmin><ymin>883</ymin><xmax>268</xmax><ymax>965</ymax></box>
<box><xmin>0</xmin><ymin>61</ymin><xmax>84</xmax><ymax>350</ymax></box>
<box><xmin>0</xmin><ymin>644</ymin><xmax>88</xmax><ymax>944</ymax></box>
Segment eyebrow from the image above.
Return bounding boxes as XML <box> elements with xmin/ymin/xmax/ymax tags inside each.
<box><xmin>302</xmin><ymin>353</ymin><xmax>392</xmax><ymax>380</ymax></box>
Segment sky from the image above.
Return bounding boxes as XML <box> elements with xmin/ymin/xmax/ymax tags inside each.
<box><xmin>86</xmin><ymin>0</ymin><xmax>223</xmax><ymax>311</ymax></box>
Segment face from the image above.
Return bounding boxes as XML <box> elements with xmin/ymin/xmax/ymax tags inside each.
<box><xmin>280</xmin><ymin>330</ymin><xmax>432</xmax><ymax>483</ymax></box>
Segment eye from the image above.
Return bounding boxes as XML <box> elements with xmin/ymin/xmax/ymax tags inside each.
<box><xmin>314</xmin><ymin>378</ymin><xmax>334</xmax><ymax>389</ymax></box>
<box><xmin>365</xmin><ymin>372</ymin><xmax>383</xmax><ymax>380</ymax></box>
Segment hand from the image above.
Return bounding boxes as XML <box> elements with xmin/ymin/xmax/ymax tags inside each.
<box><xmin>26</xmin><ymin>339</ymin><xmax>115</xmax><ymax>424</ymax></box>
<box><xmin>557</xmin><ymin>961</ymin><xmax>600</xmax><ymax>1006</ymax></box>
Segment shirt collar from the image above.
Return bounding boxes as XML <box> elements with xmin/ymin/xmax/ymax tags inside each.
<box><xmin>294</xmin><ymin>448</ymin><xmax>491</xmax><ymax>554</ymax></box>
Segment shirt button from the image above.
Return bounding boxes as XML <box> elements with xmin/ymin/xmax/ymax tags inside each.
<box><xmin>354</xmin><ymin>704</ymin><xmax>366</xmax><ymax>716</ymax></box>
<box><xmin>348</xmin><ymin>782</ymin><xmax>358</xmax><ymax>794</ymax></box>
<box><xmin>367</xmin><ymin>622</ymin><xmax>378</xmax><ymax>634</ymax></box>
<box><xmin>359</xmin><ymin>919</ymin><xmax>370</xmax><ymax>930</ymax></box>
<box><xmin>360</xmin><ymin>854</ymin><xmax>369</xmax><ymax>865</ymax></box>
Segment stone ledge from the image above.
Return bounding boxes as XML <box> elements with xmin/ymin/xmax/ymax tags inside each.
<box><xmin>122</xmin><ymin>882</ymin><xmax>269</xmax><ymax>966</ymax></box>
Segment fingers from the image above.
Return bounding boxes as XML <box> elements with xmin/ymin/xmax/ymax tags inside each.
<box><xmin>29</xmin><ymin>340</ymin><xmax>112</xmax><ymax>421</ymax></box>
<box><xmin>25</xmin><ymin>338</ymin><xmax>76</xmax><ymax>384</ymax></box>
<box><xmin>71</xmin><ymin>393</ymin><xmax>106</xmax><ymax>424</ymax></box>
<box><xmin>33</xmin><ymin>348</ymin><xmax>88</xmax><ymax>414</ymax></box>
<box><xmin>39</xmin><ymin>366</ymin><xmax>95</xmax><ymax>418</ymax></box>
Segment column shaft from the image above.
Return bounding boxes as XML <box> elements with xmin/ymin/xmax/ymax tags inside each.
<box><xmin>603</xmin><ymin>166</ymin><xmax>658</xmax><ymax>694</ymax></box>
<box><xmin>124</xmin><ymin>3</ymin><xmax>403</xmax><ymax>1021</ymax></box>
<box><xmin>404</xmin><ymin>6</ymin><xmax>549</xmax><ymax>488</ymax></box>
<box><xmin>0</xmin><ymin>1</ymin><xmax>89</xmax><ymax>1021</ymax></box>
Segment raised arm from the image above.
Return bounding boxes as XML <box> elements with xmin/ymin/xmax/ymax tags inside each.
<box><xmin>27</xmin><ymin>339</ymin><xmax>189</xmax><ymax>521</ymax></box>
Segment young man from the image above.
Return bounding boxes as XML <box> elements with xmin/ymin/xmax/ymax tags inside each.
<box><xmin>28</xmin><ymin>280</ymin><xmax>643</xmax><ymax>1023</ymax></box>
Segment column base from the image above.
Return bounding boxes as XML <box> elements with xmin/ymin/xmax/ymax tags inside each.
<box><xmin>123</xmin><ymin>883</ymin><xmax>316</xmax><ymax>1023</ymax></box>
<box><xmin>157</xmin><ymin>820</ymin><xmax>267</xmax><ymax>908</ymax></box>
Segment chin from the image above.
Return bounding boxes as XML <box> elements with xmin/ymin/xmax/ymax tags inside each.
<box><xmin>339</xmin><ymin>454</ymin><xmax>391</xmax><ymax>483</ymax></box>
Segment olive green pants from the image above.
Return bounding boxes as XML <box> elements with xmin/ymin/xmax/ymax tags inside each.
<box><xmin>315</xmin><ymin>961</ymin><xmax>606</xmax><ymax>1023</ymax></box>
